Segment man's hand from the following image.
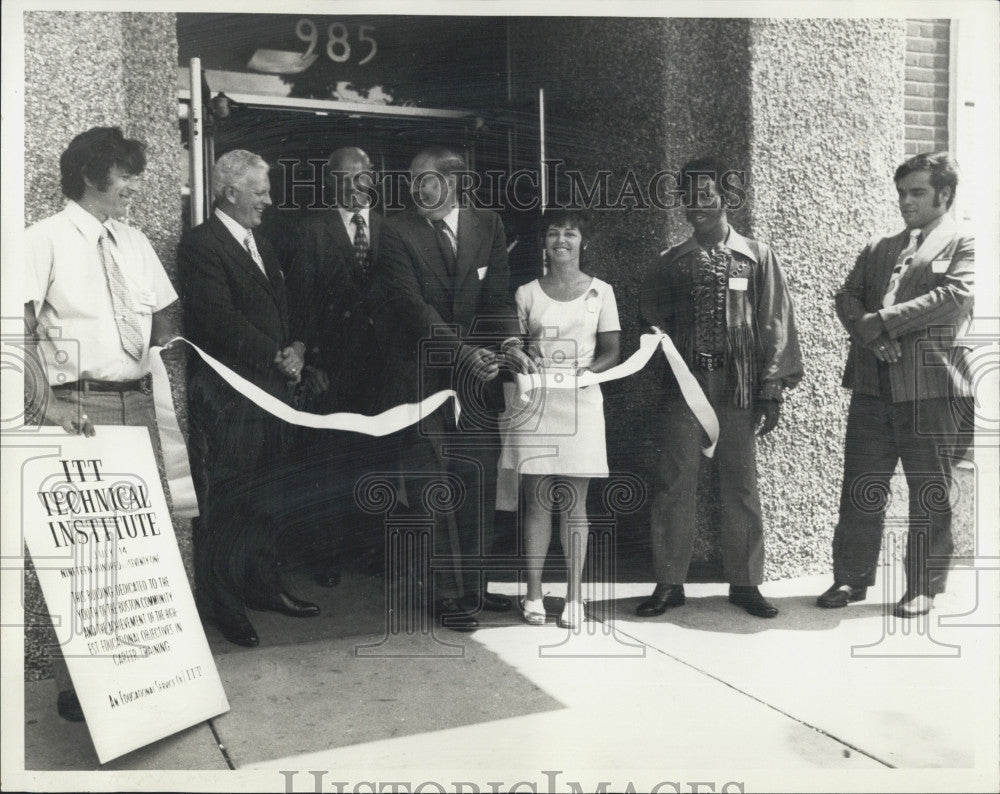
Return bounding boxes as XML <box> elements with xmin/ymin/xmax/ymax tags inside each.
<box><xmin>754</xmin><ymin>399</ymin><xmax>781</xmax><ymax>437</ymax></box>
<box><xmin>46</xmin><ymin>399</ymin><xmax>96</xmax><ymax>437</ymax></box>
<box><xmin>854</xmin><ymin>312</ymin><xmax>886</xmax><ymax>346</ymax></box>
<box><xmin>275</xmin><ymin>343</ymin><xmax>305</xmax><ymax>382</ymax></box>
<box><xmin>155</xmin><ymin>337</ymin><xmax>186</xmax><ymax>363</ymax></box>
<box><xmin>459</xmin><ymin>345</ymin><xmax>500</xmax><ymax>382</ymax></box>
<box><xmin>502</xmin><ymin>344</ymin><xmax>538</xmax><ymax>375</ymax></box>
<box><xmin>867</xmin><ymin>333</ymin><xmax>902</xmax><ymax>364</ymax></box>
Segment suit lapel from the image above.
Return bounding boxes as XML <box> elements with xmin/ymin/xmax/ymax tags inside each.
<box><xmin>897</xmin><ymin>218</ymin><xmax>957</xmax><ymax>299</ymax></box>
<box><xmin>455</xmin><ymin>208</ymin><xmax>481</xmax><ymax>286</ymax></box>
<box><xmin>369</xmin><ymin>212</ymin><xmax>382</xmax><ymax>264</ymax></box>
<box><xmin>326</xmin><ymin>209</ymin><xmax>355</xmax><ymax>256</ymax></box>
<box><xmin>911</xmin><ymin>218</ymin><xmax>956</xmax><ymax>268</ymax></box>
<box><xmin>209</xmin><ymin>215</ymin><xmax>272</xmax><ymax>294</ymax></box>
<box><xmin>412</xmin><ymin>214</ymin><xmax>454</xmax><ymax>290</ymax></box>
<box><xmin>875</xmin><ymin>230</ymin><xmax>909</xmax><ymax>300</ymax></box>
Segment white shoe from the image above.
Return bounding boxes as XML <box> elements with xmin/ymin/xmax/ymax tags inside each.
<box><xmin>558</xmin><ymin>600</ymin><xmax>585</xmax><ymax>630</ymax></box>
<box><xmin>520</xmin><ymin>597</ymin><xmax>547</xmax><ymax>626</ymax></box>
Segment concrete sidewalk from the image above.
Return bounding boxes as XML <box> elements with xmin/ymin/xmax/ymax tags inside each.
<box><xmin>22</xmin><ymin>569</ymin><xmax>1000</xmax><ymax>791</ymax></box>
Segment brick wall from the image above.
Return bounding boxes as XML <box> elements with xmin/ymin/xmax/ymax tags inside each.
<box><xmin>905</xmin><ymin>19</ymin><xmax>950</xmax><ymax>155</ymax></box>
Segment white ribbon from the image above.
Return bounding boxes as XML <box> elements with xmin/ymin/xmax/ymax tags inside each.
<box><xmin>149</xmin><ymin>346</ymin><xmax>199</xmax><ymax>518</ymax></box>
<box><xmin>148</xmin><ymin>338</ymin><xmax>461</xmax><ymax>517</ymax></box>
<box><xmin>514</xmin><ymin>332</ymin><xmax>719</xmax><ymax>457</ymax></box>
<box><xmin>149</xmin><ymin>331</ymin><xmax>717</xmax><ymax>522</ymax></box>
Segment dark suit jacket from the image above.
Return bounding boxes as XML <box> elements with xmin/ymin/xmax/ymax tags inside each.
<box><xmin>373</xmin><ymin>207</ymin><xmax>519</xmax><ymax>411</ymax></box>
<box><xmin>286</xmin><ymin>209</ymin><xmax>383</xmax><ymax>413</ymax></box>
<box><xmin>178</xmin><ymin>212</ymin><xmax>295</xmax><ymax>476</ymax></box>
<box><xmin>835</xmin><ymin>216</ymin><xmax>974</xmax><ymax>402</ymax></box>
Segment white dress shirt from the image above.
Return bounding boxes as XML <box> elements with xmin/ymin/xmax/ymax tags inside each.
<box><xmin>26</xmin><ymin>200</ymin><xmax>177</xmax><ymax>383</ymax></box>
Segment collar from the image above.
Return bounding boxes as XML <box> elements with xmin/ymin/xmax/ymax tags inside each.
<box><xmin>910</xmin><ymin>212</ymin><xmax>949</xmax><ymax>240</ymax></box>
<box><xmin>215</xmin><ymin>207</ymin><xmax>253</xmax><ymax>245</ymax></box>
<box><xmin>338</xmin><ymin>206</ymin><xmax>370</xmax><ymax>227</ymax></box>
<box><xmin>64</xmin><ymin>199</ymin><xmax>108</xmax><ymax>246</ymax></box>
<box><xmin>672</xmin><ymin>226</ymin><xmax>759</xmax><ymax>263</ymax></box>
<box><xmin>427</xmin><ymin>207</ymin><xmax>459</xmax><ymax>237</ymax></box>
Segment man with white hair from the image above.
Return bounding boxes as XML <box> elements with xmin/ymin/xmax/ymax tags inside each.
<box><xmin>179</xmin><ymin>149</ymin><xmax>316</xmax><ymax>647</ymax></box>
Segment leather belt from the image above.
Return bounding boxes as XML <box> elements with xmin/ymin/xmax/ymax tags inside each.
<box><xmin>693</xmin><ymin>352</ymin><xmax>726</xmax><ymax>372</ymax></box>
<box><xmin>53</xmin><ymin>374</ymin><xmax>152</xmax><ymax>395</ymax></box>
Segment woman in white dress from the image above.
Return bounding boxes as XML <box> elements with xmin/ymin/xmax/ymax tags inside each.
<box><xmin>501</xmin><ymin>209</ymin><xmax>620</xmax><ymax>629</ymax></box>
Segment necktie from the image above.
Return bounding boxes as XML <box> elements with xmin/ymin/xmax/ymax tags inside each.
<box><xmin>243</xmin><ymin>229</ymin><xmax>267</xmax><ymax>277</ymax></box>
<box><xmin>351</xmin><ymin>213</ymin><xmax>370</xmax><ymax>278</ymax></box>
<box><xmin>98</xmin><ymin>227</ymin><xmax>144</xmax><ymax>360</ymax></box>
<box><xmin>431</xmin><ymin>218</ymin><xmax>457</xmax><ymax>274</ymax></box>
<box><xmin>883</xmin><ymin>229</ymin><xmax>922</xmax><ymax>308</ymax></box>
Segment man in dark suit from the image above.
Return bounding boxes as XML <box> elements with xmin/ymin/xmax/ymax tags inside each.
<box><xmin>179</xmin><ymin>149</ymin><xmax>318</xmax><ymax>647</ymax></box>
<box><xmin>818</xmin><ymin>152</ymin><xmax>974</xmax><ymax>617</ymax></box>
<box><xmin>375</xmin><ymin>146</ymin><xmax>534</xmax><ymax>631</ymax></box>
<box><xmin>284</xmin><ymin>146</ymin><xmax>385</xmax><ymax>586</ymax></box>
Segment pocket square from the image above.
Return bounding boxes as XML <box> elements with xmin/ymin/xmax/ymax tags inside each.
<box><xmin>477</xmin><ymin>266</ymin><xmax>488</xmax><ymax>280</ymax></box>
<box><xmin>931</xmin><ymin>259</ymin><xmax>950</xmax><ymax>274</ymax></box>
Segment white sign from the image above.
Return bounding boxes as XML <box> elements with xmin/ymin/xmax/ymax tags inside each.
<box><xmin>13</xmin><ymin>426</ymin><xmax>228</xmax><ymax>763</ymax></box>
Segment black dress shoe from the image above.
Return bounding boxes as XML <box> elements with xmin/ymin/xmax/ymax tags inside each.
<box><xmin>816</xmin><ymin>582</ymin><xmax>868</xmax><ymax>608</ymax></box>
<box><xmin>433</xmin><ymin>598</ymin><xmax>478</xmax><ymax>632</ymax></box>
<box><xmin>213</xmin><ymin>610</ymin><xmax>260</xmax><ymax>647</ymax></box>
<box><xmin>247</xmin><ymin>591</ymin><xmax>320</xmax><ymax>618</ymax></box>
<box><xmin>635</xmin><ymin>584</ymin><xmax>686</xmax><ymax>617</ymax></box>
<box><xmin>728</xmin><ymin>586</ymin><xmax>779</xmax><ymax>618</ymax></box>
<box><xmin>461</xmin><ymin>592</ymin><xmax>513</xmax><ymax>613</ymax></box>
<box><xmin>57</xmin><ymin>689</ymin><xmax>85</xmax><ymax>722</ymax></box>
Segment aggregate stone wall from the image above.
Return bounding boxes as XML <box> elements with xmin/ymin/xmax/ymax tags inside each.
<box><xmin>22</xmin><ymin>11</ymin><xmax>183</xmax><ymax>679</ymax></box>
<box><xmin>511</xmin><ymin>17</ymin><xmax>911</xmax><ymax>581</ymax></box>
<box><xmin>746</xmin><ymin>18</ymin><xmax>906</xmax><ymax>579</ymax></box>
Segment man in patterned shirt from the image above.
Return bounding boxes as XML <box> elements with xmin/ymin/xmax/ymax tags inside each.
<box><xmin>637</xmin><ymin>157</ymin><xmax>803</xmax><ymax>619</ymax></box>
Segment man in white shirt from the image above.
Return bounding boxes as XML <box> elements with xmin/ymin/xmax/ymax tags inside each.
<box><xmin>24</xmin><ymin>126</ymin><xmax>179</xmax><ymax>721</ymax></box>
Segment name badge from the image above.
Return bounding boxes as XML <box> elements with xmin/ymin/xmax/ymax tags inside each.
<box><xmin>729</xmin><ymin>277</ymin><xmax>748</xmax><ymax>291</ymax></box>
<box><xmin>931</xmin><ymin>259</ymin><xmax>950</xmax><ymax>274</ymax></box>
<box><xmin>477</xmin><ymin>266</ymin><xmax>488</xmax><ymax>281</ymax></box>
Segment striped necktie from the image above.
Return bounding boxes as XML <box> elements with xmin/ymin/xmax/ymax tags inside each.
<box><xmin>98</xmin><ymin>227</ymin><xmax>144</xmax><ymax>360</ymax></box>
<box><xmin>351</xmin><ymin>212</ymin><xmax>370</xmax><ymax>278</ymax></box>
<box><xmin>431</xmin><ymin>219</ymin><xmax>457</xmax><ymax>274</ymax></box>
<box><xmin>883</xmin><ymin>229</ymin><xmax>922</xmax><ymax>308</ymax></box>
<box><xmin>243</xmin><ymin>229</ymin><xmax>267</xmax><ymax>277</ymax></box>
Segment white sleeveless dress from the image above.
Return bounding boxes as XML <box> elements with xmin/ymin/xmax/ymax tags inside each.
<box><xmin>499</xmin><ymin>276</ymin><xmax>620</xmax><ymax>477</ymax></box>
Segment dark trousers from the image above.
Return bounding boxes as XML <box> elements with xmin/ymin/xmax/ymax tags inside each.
<box><xmin>403</xmin><ymin>408</ymin><xmax>501</xmax><ymax>602</ymax></box>
<box><xmin>833</xmin><ymin>393</ymin><xmax>960</xmax><ymax>596</ymax></box>
<box><xmin>272</xmin><ymin>429</ymin><xmax>398</xmax><ymax>573</ymax></box>
<box><xmin>188</xmin><ymin>373</ymin><xmax>286</xmax><ymax>616</ymax></box>
<box><xmin>649</xmin><ymin>368</ymin><xmax>764</xmax><ymax>586</ymax></box>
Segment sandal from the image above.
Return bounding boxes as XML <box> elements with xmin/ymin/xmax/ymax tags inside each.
<box><xmin>520</xmin><ymin>597</ymin><xmax>547</xmax><ymax>626</ymax></box>
<box><xmin>558</xmin><ymin>600</ymin><xmax>585</xmax><ymax>630</ymax></box>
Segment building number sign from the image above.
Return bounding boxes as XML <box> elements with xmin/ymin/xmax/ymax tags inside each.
<box><xmin>295</xmin><ymin>19</ymin><xmax>377</xmax><ymax>65</ymax></box>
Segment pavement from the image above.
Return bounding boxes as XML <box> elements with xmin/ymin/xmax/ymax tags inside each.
<box><xmin>20</xmin><ymin>566</ymin><xmax>1000</xmax><ymax>793</ymax></box>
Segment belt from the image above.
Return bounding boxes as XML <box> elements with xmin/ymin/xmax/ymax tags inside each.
<box><xmin>693</xmin><ymin>351</ymin><xmax>726</xmax><ymax>372</ymax></box>
<box><xmin>53</xmin><ymin>374</ymin><xmax>152</xmax><ymax>395</ymax></box>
